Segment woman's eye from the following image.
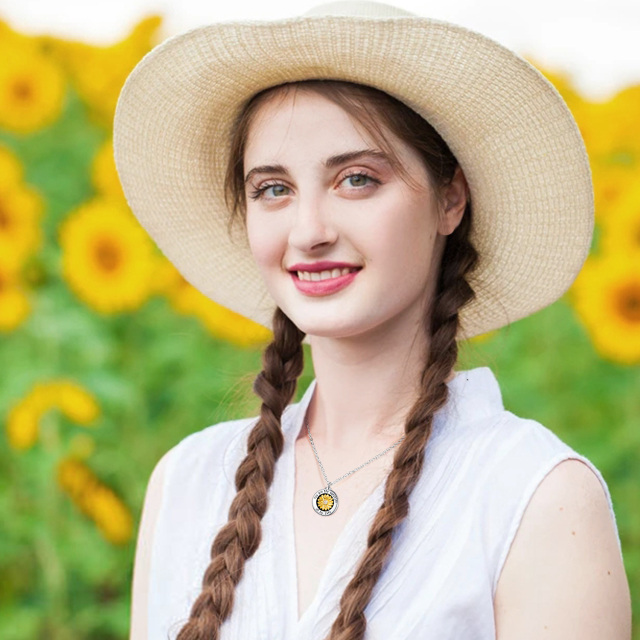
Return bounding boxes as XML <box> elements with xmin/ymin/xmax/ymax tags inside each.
<box><xmin>248</xmin><ymin>182</ymin><xmax>290</xmax><ymax>201</ymax></box>
<box><xmin>340</xmin><ymin>172</ymin><xmax>379</xmax><ymax>189</ymax></box>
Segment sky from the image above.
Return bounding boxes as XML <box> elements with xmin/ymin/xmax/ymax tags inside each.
<box><xmin>1</xmin><ymin>0</ymin><xmax>639</xmax><ymax>102</ymax></box>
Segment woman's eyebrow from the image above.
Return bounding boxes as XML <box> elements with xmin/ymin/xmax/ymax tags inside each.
<box><xmin>243</xmin><ymin>148</ymin><xmax>391</xmax><ymax>184</ymax></box>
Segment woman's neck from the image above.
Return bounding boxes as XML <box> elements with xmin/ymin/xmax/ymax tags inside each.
<box><xmin>300</xmin><ymin>325</ymin><xmax>454</xmax><ymax>451</ymax></box>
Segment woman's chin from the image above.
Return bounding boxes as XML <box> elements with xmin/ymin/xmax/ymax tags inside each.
<box><xmin>301</xmin><ymin>320</ymin><xmax>385</xmax><ymax>343</ymax></box>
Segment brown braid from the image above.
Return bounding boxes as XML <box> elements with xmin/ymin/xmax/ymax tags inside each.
<box><xmin>174</xmin><ymin>307</ymin><xmax>305</xmax><ymax>639</ymax></box>
<box><xmin>175</xmin><ymin>79</ymin><xmax>479</xmax><ymax>639</ymax></box>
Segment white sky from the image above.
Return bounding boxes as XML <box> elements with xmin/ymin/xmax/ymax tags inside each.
<box><xmin>2</xmin><ymin>0</ymin><xmax>639</xmax><ymax>102</ymax></box>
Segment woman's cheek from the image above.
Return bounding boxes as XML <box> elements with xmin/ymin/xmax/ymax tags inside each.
<box><xmin>246</xmin><ymin>216</ymin><xmax>272</xmax><ymax>268</ymax></box>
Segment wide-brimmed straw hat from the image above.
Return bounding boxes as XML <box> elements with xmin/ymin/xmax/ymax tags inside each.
<box><xmin>113</xmin><ymin>0</ymin><xmax>593</xmax><ymax>341</ymax></box>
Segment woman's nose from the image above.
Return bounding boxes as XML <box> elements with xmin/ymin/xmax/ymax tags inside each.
<box><xmin>287</xmin><ymin>193</ymin><xmax>338</xmax><ymax>251</ymax></box>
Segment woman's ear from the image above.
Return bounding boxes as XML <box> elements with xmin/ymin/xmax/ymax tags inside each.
<box><xmin>439</xmin><ymin>165</ymin><xmax>468</xmax><ymax>236</ymax></box>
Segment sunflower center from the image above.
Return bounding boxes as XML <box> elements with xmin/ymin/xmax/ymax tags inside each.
<box><xmin>616</xmin><ymin>283</ymin><xmax>640</xmax><ymax>323</ymax></box>
<box><xmin>95</xmin><ymin>239</ymin><xmax>121</xmax><ymax>271</ymax></box>
<box><xmin>12</xmin><ymin>79</ymin><xmax>33</xmax><ymax>102</ymax></box>
<box><xmin>0</xmin><ymin>202</ymin><xmax>9</xmax><ymax>229</ymax></box>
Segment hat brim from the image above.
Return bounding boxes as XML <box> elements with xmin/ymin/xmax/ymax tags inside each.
<box><xmin>113</xmin><ymin>14</ymin><xmax>593</xmax><ymax>341</ymax></box>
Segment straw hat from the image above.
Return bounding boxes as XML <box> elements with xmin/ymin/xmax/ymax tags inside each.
<box><xmin>113</xmin><ymin>0</ymin><xmax>594</xmax><ymax>341</ymax></box>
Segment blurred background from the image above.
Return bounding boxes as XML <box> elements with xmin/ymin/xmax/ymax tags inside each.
<box><xmin>0</xmin><ymin>1</ymin><xmax>638</xmax><ymax>638</ymax></box>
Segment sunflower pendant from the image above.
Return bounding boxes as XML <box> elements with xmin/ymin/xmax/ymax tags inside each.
<box><xmin>312</xmin><ymin>487</ymin><xmax>339</xmax><ymax>516</ymax></box>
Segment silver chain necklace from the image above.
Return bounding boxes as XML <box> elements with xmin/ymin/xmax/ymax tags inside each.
<box><xmin>305</xmin><ymin>415</ymin><xmax>406</xmax><ymax>516</ymax></box>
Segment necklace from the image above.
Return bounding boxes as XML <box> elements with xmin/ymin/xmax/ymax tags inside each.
<box><xmin>305</xmin><ymin>416</ymin><xmax>406</xmax><ymax>516</ymax></box>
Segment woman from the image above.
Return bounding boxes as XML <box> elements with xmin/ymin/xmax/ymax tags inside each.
<box><xmin>113</xmin><ymin>2</ymin><xmax>632</xmax><ymax>639</ymax></box>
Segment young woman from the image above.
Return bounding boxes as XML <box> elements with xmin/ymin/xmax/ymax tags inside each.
<box><xmin>113</xmin><ymin>2</ymin><xmax>632</xmax><ymax>639</ymax></box>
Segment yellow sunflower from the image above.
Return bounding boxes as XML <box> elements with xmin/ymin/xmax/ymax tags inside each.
<box><xmin>0</xmin><ymin>143</ymin><xmax>24</xmax><ymax>189</ymax></box>
<box><xmin>0</xmin><ymin>260</ymin><xmax>30</xmax><ymax>332</ymax></box>
<box><xmin>592</xmin><ymin>160</ymin><xmax>639</xmax><ymax>225</ymax></box>
<box><xmin>5</xmin><ymin>403</ymin><xmax>39</xmax><ymax>450</ymax></box>
<box><xmin>38</xmin><ymin>15</ymin><xmax>162</xmax><ymax>128</ymax></box>
<box><xmin>6</xmin><ymin>379</ymin><xmax>99</xmax><ymax>450</ymax></box>
<box><xmin>91</xmin><ymin>137</ymin><xmax>125</xmax><ymax>200</ymax></box>
<box><xmin>601</xmin><ymin>85</ymin><xmax>640</xmax><ymax>158</ymax></box>
<box><xmin>44</xmin><ymin>380</ymin><xmax>100</xmax><ymax>425</ymax></box>
<box><xmin>579</xmin><ymin>85</ymin><xmax>640</xmax><ymax>168</ymax></box>
<box><xmin>0</xmin><ymin>38</ymin><xmax>66</xmax><ymax>134</ymax></box>
<box><xmin>56</xmin><ymin>457</ymin><xmax>133</xmax><ymax>545</ymax></box>
<box><xmin>598</xmin><ymin>181</ymin><xmax>640</xmax><ymax>256</ymax></box>
<box><xmin>59</xmin><ymin>197</ymin><xmax>156</xmax><ymax>313</ymax></box>
<box><xmin>191</xmin><ymin>295</ymin><xmax>274</xmax><ymax>348</ymax></box>
<box><xmin>0</xmin><ymin>181</ymin><xmax>44</xmax><ymax>269</ymax></box>
<box><xmin>160</xmin><ymin>262</ymin><xmax>273</xmax><ymax>347</ymax></box>
<box><xmin>150</xmin><ymin>255</ymin><xmax>183</xmax><ymax>297</ymax></box>
<box><xmin>569</xmin><ymin>253</ymin><xmax>640</xmax><ymax>364</ymax></box>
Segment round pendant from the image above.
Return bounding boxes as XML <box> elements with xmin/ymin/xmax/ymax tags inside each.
<box><xmin>312</xmin><ymin>488</ymin><xmax>339</xmax><ymax>516</ymax></box>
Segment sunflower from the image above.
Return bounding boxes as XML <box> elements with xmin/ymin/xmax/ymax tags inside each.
<box><xmin>599</xmin><ymin>85</ymin><xmax>640</xmax><ymax>158</ymax></box>
<box><xmin>150</xmin><ymin>255</ymin><xmax>183</xmax><ymax>297</ymax></box>
<box><xmin>5</xmin><ymin>379</ymin><xmax>99</xmax><ymax>450</ymax></box>
<box><xmin>579</xmin><ymin>86</ymin><xmax>640</xmax><ymax>177</ymax></box>
<box><xmin>592</xmin><ymin>160</ymin><xmax>639</xmax><ymax>225</ymax></box>
<box><xmin>598</xmin><ymin>181</ymin><xmax>640</xmax><ymax>256</ymax></box>
<box><xmin>0</xmin><ymin>143</ymin><xmax>24</xmax><ymax>189</ymax></box>
<box><xmin>56</xmin><ymin>457</ymin><xmax>133</xmax><ymax>545</ymax></box>
<box><xmin>569</xmin><ymin>253</ymin><xmax>640</xmax><ymax>365</ymax></box>
<box><xmin>0</xmin><ymin>259</ymin><xmax>30</xmax><ymax>332</ymax></box>
<box><xmin>0</xmin><ymin>182</ymin><xmax>44</xmax><ymax>269</ymax></box>
<box><xmin>59</xmin><ymin>197</ymin><xmax>156</xmax><ymax>313</ymax></box>
<box><xmin>91</xmin><ymin>137</ymin><xmax>125</xmax><ymax>200</ymax></box>
<box><xmin>190</xmin><ymin>294</ymin><xmax>274</xmax><ymax>348</ymax></box>
<box><xmin>159</xmin><ymin>259</ymin><xmax>273</xmax><ymax>347</ymax></box>
<box><xmin>0</xmin><ymin>38</ymin><xmax>66</xmax><ymax>134</ymax></box>
<box><xmin>37</xmin><ymin>15</ymin><xmax>162</xmax><ymax>128</ymax></box>
<box><xmin>46</xmin><ymin>380</ymin><xmax>100</xmax><ymax>425</ymax></box>
<box><xmin>5</xmin><ymin>403</ymin><xmax>39</xmax><ymax>450</ymax></box>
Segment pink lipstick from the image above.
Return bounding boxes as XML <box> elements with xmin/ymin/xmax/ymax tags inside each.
<box><xmin>290</xmin><ymin>266</ymin><xmax>361</xmax><ymax>296</ymax></box>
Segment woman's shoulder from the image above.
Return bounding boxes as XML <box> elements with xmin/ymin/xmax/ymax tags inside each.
<box><xmin>464</xmin><ymin>408</ymin><xmax>615</xmax><ymax>513</ymax></box>
<box><xmin>162</xmin><ymin>415</ymin><xmax>258</xmax><ymax>486</ymax></box>
<box><xmin>160</xmin><ymin>401</ymin><xmax>301</xmax><ymax>487</ymax></box>
<box><xmin>446</xmin><ymin>400</ymin><xmax>574</xmax><ymax>460</ymax></box>
<box><xmin>169</xmin><ymin>414</ymin><xmax>258</xmax><ymax>459</ymax></box>
<box><xmin>467</xmin><ymin>410</ymin><xmax>624</xmax><ymax>589</ymax></box>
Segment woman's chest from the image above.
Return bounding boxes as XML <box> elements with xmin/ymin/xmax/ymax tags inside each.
<box><xmin>292</xmin><ymin>439</ymin><xmax>393</xmax><ymax>622</ymax></box>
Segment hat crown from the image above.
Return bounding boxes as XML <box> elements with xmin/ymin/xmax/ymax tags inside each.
<box><xmin>303</xmin><ymin>0</ymin><xmax>415</xmax><ymax>18</ymax></box>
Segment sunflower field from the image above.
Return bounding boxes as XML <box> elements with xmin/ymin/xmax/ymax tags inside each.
<box><xmin>0</xmin><ymin>13</ymin><xmax>638</xmax><ymax>640</ymax></box>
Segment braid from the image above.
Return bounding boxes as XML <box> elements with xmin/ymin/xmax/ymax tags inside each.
<box><xmin>174</xmin><ymin>307</ymin><xmax>305</xmax><ymax>639</ymax></box>
<box><xmin>325</xmin><ymin>200</ymin><xmax>478</xmax><ymax>640</ymax></box>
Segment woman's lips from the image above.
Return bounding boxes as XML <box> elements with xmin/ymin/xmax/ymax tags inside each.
<box><xmin>290</xmin><ymin>268</ymin><xmax>361</xmax><ymax>296</ymax></box>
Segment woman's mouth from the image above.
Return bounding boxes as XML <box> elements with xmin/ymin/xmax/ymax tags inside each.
<box><xmin>295</xmin><ymin>267</ymin><xmax>359</xmax><ymax>281</ymax></box>
<box><xmin>290</xmin><ymin>267</ymin><xmax>361</xmax><ymax>296</ymax></box>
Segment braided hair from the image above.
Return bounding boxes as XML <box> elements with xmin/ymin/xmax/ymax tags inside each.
<box><xmin>175</xmin><ymin>79</ymin><xmax>479</xmax><ymax>640</ymax></box>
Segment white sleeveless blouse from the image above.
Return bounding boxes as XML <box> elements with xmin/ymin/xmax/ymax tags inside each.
<box><xmin>147</xmin><ymin>366</ymin><xmax>622</xmax><ymax>639</ymax></box>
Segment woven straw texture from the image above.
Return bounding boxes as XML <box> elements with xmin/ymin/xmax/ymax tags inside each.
<box><xmin>113</xmin><ymin>0</ymin><xmax>594</xmax><ymax>341</ymax></box>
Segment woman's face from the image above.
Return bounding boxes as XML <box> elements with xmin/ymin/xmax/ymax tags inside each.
<box><xmin>243</xmin><ymin>89</ymin><xmax>461</xmax><ymax>342</ymax></box>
